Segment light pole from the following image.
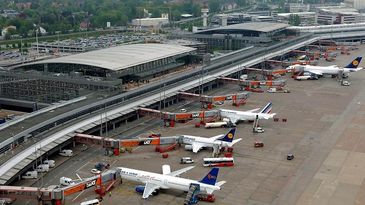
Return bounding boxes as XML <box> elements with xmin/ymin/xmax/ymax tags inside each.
<box><xmin>35</xmin><ymin>29</ymin><xmax>39</xmax><ymax>54</ymax></box>
<box><xmin>20</xmin><ymin>37</ymin><xmax>23</xmax><ymax>55</ymax></box>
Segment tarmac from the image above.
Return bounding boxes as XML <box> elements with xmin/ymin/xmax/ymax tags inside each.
<box><xmin>13</xmin><ymin>45</ymin><xmax>365</xmax><ymax>205</ymax></box>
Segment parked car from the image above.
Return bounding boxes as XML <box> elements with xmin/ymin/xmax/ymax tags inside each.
<box><xmin>253</xmin><ymin>127</ymin><xmax>264</xmax><ymax>133</ymax></box>
<box><xmin>287</xmin><ymin>154</ymin><xmax>295</xmax><ymax>160</ymax></box>
<box><xmin>180</xmin><ymin>157</ymin><xmax>194</xmax><ymax>164</ymax></box>
<box><xmin>43</xmin><ymin>160</ymin><xmax>55</xmax><ymax>168</ymax></box>
<box><xmin>91</xmin><ymin>168</ymin><xmax>101</xmax><ymax>174</ymax></box>
<box><xmin>36</xmin><ymin>164</ymin><xmax>49</xmax><ymax>172</ymax></box>
<box><xmin>341</xmin><ymin>80</ymin><xmax>350</xmax><ymax>86</ymax></box>
<box><xmin>59</xmin><ymin>149</ymin><xmax>73</xmax><ymax>157</ymax></box>
<box><xmin>22</xmin><ymin>171</ymin><xmax>38</xmax><ymax>179</ymax></box>
<box><xmin>254</xmin><ymin>142</ymin><xmax>264</xmax><ymax>148</ymax></box>
<box><xmin>180</xmin><ymin>108</ymin><xmax>187</xmax><ymax>113</ymax></box>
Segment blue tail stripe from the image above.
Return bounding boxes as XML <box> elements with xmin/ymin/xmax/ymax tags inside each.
<box><xmin>345</xmin><ymin>57</ymin><xmax>362</xmax><ymax>69</ymax></box>
<box><xmin>200</xmin><ymin>168</ymin><xmax>219</xmax><ymax>185</ymax></box>
<box><xmin>218</xmin><ymin>128</ymin><xmax>236</xmax><ymax>142</ymax></box>
<box><xmin>260</xmin><ymin>102</ymin><xmax>272</xmax><ymax>114</ymax></box>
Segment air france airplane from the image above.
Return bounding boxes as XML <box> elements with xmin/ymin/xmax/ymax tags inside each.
<box><xmin>219</xmin><ymin>102</ymin><xmax>275</xmax><ymax>125</ymax></box>
<box><xmin>287</xmin><ymin>57</ymin><xmax>363</xmax><ymax>77</ymax></box>
<box><xmin>118</xmin><ymin>165</ymin><xmax>226</xmax><ymax>199</ymax></box>
<box><xmin>182</xmin><ymin>128</ymin><xmax>241</xmax><ymax>153</ymax></box>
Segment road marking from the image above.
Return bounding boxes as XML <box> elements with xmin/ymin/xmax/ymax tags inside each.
<box><xmin>72</xmin><ymin>189</ymin><xmax>85</xmax><ymax>202</ymax></box>
<box><xmin>76</xmin><ymin>161</ymin><xmax>89</xmax><ymax>172</ymax></box>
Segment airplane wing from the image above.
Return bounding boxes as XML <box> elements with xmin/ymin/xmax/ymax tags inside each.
<box><xmin>307</xmin><ymin>70</ymin><xmax>323</xmax><ymax>76</ymax></box>
<box><xmin>215</xmin><ymin>181</ymin><xmax>226</xmax><ymax>187</ymax></box>
<box><xmin>229</xmin><ymin>138</ymin><xmax>242</xmax><ymax>146</ymax></box>
<box><xmin>209</xmin><ymin>134</ymin><xmax>224</xmax><ymax>141</ymax></box>
<box><xmin>142</xmin><ymin>182</ymin><xmax>160</xmax><ymax>199</ymax></box>
<box><xmin>168</xmin><ymin>166</ymin><xmax>195</xmax><ymax>177</ymax></box>
<box><xmin>191</xmin><ymin>142</ymin><xmax>205</xmax><ymax>153</ymax></box>
<box><xmin>262</xmin><ymin>113</ymin><xmax>276</xmax><ymax>120</ymax></box>
<box><xmin>229</xmin><ymin>117</ymin><xmax>240</xmax><ymax>124</ymax></box>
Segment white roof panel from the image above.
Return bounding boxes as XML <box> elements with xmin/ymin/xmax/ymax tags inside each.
<box><xmin>196</xmin><ymin>22</ymin><xmax>289</xmax><ymax>33</ymax></box>
<box><xmin>20</xmin><ymin>44</ymin><xmax>196</xmax><ymax>71</ymax></box>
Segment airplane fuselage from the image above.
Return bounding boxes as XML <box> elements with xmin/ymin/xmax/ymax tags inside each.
<box><xmin>299</xmin><ymin>65</ymin><xmax>363</xmax><ymax>75</ymax></box>
<box><xmin>119</xmin><ymin>167</ymin><xmax>220</xmax><ymax>193</ymax></box>
<box><xmin>219</xmin><ymin>109</ymin><xmax>275</xmax><ymax>123</ymax></box>
<box><xmin>182</xmin><ymin>136</ymin><xmax>230</xmax><ymax>148</ymax></box>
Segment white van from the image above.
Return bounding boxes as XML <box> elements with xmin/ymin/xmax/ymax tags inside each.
<box><xmin>240</xmin><ymin>74</ymin><xmax>248</xmax><ymax>80</ymax></box>
<box><xmin>36</xmin><ymin>164</ymin><xmax>50</xmax><ymax>172</ymax></box>
<box><xmin>59</xmin><ymin>149</ymin><xmax>73</xmax><ymax>157</ymax></box>
<box><xmin>60</xmin><ymin>177</ymin><xmax>75</xmax><ymax>186</ymax></box>
<box><xmin>22</xmin><ymin>171</ymin><xmax>38</xmax><ymax>179</ymax></box>
<box><xmin>180</xmin><ymin>157</ymin><xmax>194</xmax><ymax>164</ymax></box>
<box><xmin>43</xmin><ymin>160</ymin><xmax>55</xmax><ymax>168</ymax></box>
<box><xmin>80</xmin><ymin>199</ymin><xmax>100</xmax><ymax>205</ymax></box>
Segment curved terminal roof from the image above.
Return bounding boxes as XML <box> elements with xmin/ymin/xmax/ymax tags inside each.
<box><xmin>196</xmin><ymin>22</ymin><xmax>289</xmax><ymax>34</ymax></box>
<box><xmin>17</xmin><ymin>44</ymin><xmax>196</xmax><ymax>71</ymax></box>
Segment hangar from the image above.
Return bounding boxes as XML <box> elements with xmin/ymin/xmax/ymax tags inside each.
<box><xmin>14</xmin><ymin>43</ymin><xmax>196</xmax><ymax>80</ymax></box>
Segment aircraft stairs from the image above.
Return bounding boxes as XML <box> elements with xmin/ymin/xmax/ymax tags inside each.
<box><xmin>184</xmin><ymin>183</ymin><xmax>200</xmax><ymax>205</ymax></box>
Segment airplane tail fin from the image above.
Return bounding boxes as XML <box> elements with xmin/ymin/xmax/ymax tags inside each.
<box><xmin>260</xmin><ymin>102</ymin><xmax>273</xmax><ymax>114</ymax></box>
<box><xmin>345</xmin><ymin>57</ymin><xmax>362</xmax><ymax>69</ymax></box>
<box><xmin>218</xmin><ymin>128</ymin><xmax>236</xmax><ymax>143</ymax></box>
<box><xmin>200</xmin><ymin>168</ymin><xmax>219</xmax><ymax>185</ymax></box>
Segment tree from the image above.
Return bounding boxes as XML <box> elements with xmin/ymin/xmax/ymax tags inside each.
<box><xmin>288</xmin><ymin>14</ymin><xmax>300</xmax><ymax>26</ymax></box>
<box><xmin>5</xmin><ymin>33</ymin><xmax>11</xmax><ymax>40</ymax></box>
<box><xmin>209</xmin><ymin>0</ymin><xmax>221</xmax><ymax>13</ymax></box>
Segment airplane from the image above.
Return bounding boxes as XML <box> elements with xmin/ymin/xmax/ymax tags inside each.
<box><xmin>182</xmin><ymin>128</ymin><xmax>241</xmax><ymax>153</ymax></box>
<box><xmin>286</xmin><ymin>57</ymin><xmax>363</xmax><ymax>77</ymax></box>
<box><xmin>219</xmin><ymin>102</ymin><xmax>276</xmax><ymax>125</ymax></box>
<box><xmin>118</xmin><ymin>165</ymin><xmax>226</xmax><ymax>199</ymax></box>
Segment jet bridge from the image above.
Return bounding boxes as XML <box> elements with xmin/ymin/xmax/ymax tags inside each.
<box><xmin>219</xmin><ymin>77</ymin><xmax>286</xmax><ymax>92</ymax></box>
<box><xmin>138</xmin><ymin>108</ymin><xmax>220</xmax><ymax>126</ymax></box>
<box><xmin>178</xmin><ymin>91</ymin><xmax>249</xmax><ymax>108</ymax></box>
<box><xmin>0</xmin><ymin>169</ymin><xmax>119</xmax><ymax>205</ymax></box>
<box><xmin>244</xmin><ymin>67</ymin><xmax>288</xmax><ymax>80</ymax></box>
<box><xmin>74</xmin><ymin>133</ymin><xmax>181</xmax><ymax>156</ymax></box>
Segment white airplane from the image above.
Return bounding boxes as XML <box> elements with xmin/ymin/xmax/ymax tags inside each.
<box><xmin>182</xmin><ymin>128</ymin><xmax>241</xmax><ymax>153</ymax></box>
<box><xmin>287</xmin><ymin>57</ymin><xmax>363</xmax><ymax>77</ymax></box>
<box><xmin>118</xmin><ymin>165</ymin><xmax>226</xmax><ymax>199</ymax></box>
<box><xmin>219</xmin><ymin>102</ymin><xmax>275</xmax><ymax>125</ymax></box>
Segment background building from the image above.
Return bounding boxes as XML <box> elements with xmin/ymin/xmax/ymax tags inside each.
<box><xmin>316</xmin><ymin>6</ymin><xmax>364</xmax><ymax>24</ymax></box>
<box><xmin>345</xmin><ymin>0</ymin><xmax>365</xmax><ymax>10</ymax></box>
<box><xmin>131</xmin><ymin>14</ymin><xmax>169</xmax><ymax>30</ymax></box>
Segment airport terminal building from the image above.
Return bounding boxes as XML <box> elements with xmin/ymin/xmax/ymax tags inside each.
<box><xmin>14</xmin><ymin>43</ymin><xmax>196</xmax><ymax>81</ymax></box>
<box><xmin>171</xmin><ymin>22</ymin><xmax>289</xmax><ymax>50</ymax></box>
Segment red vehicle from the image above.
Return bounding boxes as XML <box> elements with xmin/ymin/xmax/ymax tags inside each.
<box><xmin>149</xmin><ymin>133</ymin><xmax>161</xmax><ymax>138</ymax></box>
<box><xmin>197</xmin><ymin>194</ymin><xmax>215</xmax><ymax>202</ymax></box>
<box><xmin>254</xmin><ymin>142</ymin><xmax>264</xmax><ymax>148</ymax></box>
<box><xmin>224</xmin><ymin>152</ymin><xmax>232</xmax><ymax>158</ymax></box>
